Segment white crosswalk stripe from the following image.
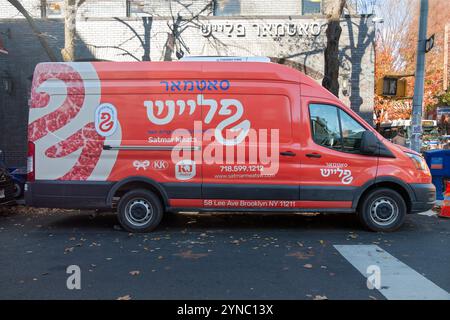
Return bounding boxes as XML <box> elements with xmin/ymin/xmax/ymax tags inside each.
<box><xmin>334</xmin><ymin>245</ymin><xmax>450</xmax><ymax>300</ymax></box>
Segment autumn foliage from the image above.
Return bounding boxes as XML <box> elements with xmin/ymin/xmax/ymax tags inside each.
<box><xmin>375</xmin><ymin>0</ymin><xmax>450</xmax><ymax>125</ymax></box>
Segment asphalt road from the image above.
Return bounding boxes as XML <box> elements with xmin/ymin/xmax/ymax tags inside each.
<box><xmin>0</xmin><ymin>206</ymin><xmax>449</xmax><ymax>300</ymax></box>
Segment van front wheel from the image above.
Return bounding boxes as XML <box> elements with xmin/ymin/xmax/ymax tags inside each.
<box><xmin>117</xmin><ymin>189</ymin><xmax>163</xmax><ymax>233</ymax></box>
<box><xmin>358</xmin><ymin>188</ymin><xmax>406</xmax><ymax>232</ymax></box>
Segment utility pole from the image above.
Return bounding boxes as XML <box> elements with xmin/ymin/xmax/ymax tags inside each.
<box><xmin>411</xmin><ymin>0</ymin><xmax>429</xmax><ymax>152</ymax></box>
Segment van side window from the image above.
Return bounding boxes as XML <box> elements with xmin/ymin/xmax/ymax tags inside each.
<box><xmin>309</xmin><ymin>104</ymin><xmax>342</xmax><ymax>151</ymax></box>
<box><xmin>339</xmin><ymin>109</ymin><xmax>366</xmax><ymax>153</ymax></box>
<box><xmin>309</xmin><ymin>104</ymin><xmax>367</xmax><ymax>154</ymax></box>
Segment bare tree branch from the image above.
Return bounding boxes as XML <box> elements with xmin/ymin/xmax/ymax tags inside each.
<box><xmin>6</xmin><ymin>0</ymin><xmax>58</xmax><ymax>61</ymax></box>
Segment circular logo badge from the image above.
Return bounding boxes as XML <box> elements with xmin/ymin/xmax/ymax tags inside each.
<box><xmin>95</xmin><ymin>103</ymin><xmax>118</xmax><ymax>137</ymax></box>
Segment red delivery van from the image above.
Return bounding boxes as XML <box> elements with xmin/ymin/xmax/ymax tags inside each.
<box><xmin>25</xmin><ymin>60</ymin><xmax>435</xmax><ymax>232</ymax></box>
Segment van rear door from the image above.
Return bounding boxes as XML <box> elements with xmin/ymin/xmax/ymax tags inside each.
<box><xmin>299</xmin><ymin>98</ymin><xmax>378</xmax><ymax>209</ymax></box>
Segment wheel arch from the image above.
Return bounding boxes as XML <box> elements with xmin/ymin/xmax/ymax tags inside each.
<box><xmin>106</xmin><ymin>176</ymin><xmax>169</xmax><ymax>208</ymax></box>
<box><xmin>354</xmin><ymin>177</ymin><xmax>414</xmax><ymax>213</ymax></box>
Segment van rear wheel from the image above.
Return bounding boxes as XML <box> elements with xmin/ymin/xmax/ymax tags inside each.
<box><xmin>358</xmin><ymin>188</ymin><xmax>406</xmax><ymax>232</ymax></box>
<box><xmin>117</xmin><ymin>189</ymin><xmax>163</xmax><ymax>233</ymax></box>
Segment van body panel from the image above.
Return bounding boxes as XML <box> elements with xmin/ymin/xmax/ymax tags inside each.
<box><xmin>25</xmin><ymin>61</ymin><xmax>435</xmax><ymax>217</ymax></box>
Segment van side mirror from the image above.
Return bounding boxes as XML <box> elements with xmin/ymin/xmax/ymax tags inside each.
<box><xmin>360</xmin><ymin>131</ymin><xmax>379</xmax><ymax>155</ymax></box>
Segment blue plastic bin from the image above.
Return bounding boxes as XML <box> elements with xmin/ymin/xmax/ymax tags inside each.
<box><xmin>423</xmin><ymin>149</ymin><xmax>450</xmax><ymax>200</ymax></box>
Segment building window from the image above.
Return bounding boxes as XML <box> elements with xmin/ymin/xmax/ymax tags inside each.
<box><xmin>302</xmin><ymin>0</ymin><xmax>321</xmax><ymax>15</ymax></box>
<box><xmin>41</xmin><ymin>0</ymin><xmax>64</xmax><ymax>18</ymax></box>
<box><xmin>213</xmin><ymin>0</ymin><xmax>241</xmax><ymax>16</ymax></box>
<box><xmin>126</xmin><ymin>0</ymin><xmax>146</xmax><ymax>17</ymax></box>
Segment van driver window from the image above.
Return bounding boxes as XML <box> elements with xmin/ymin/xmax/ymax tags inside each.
<box><xmin>339</xmin><ymin>110</ymin><xmax>366</xmax><ymax>153</ymax></box>
<box><xmin>309</xmin><ymin>104</ymin><xmax>366</xmax><ymax>153</ymax></box>
<box><xmin>309</xmin><ymin>104</ymin><xmax>342</xmax><ymax>151</ymax></box>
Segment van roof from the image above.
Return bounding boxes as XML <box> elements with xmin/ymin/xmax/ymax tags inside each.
<box><xmin>34</xmin><ymin>61</ymin><xmax>339</xmax><ymax>102</ymax></box>
<box><xmin>91</xmin><ymin>61</ymin><xmax>302</xmax><ymax>83</ymax></box>
<box><xmin>37</xmin><ymin>61</ymin><xmax>311</xmax><ymax>83</ymax></box>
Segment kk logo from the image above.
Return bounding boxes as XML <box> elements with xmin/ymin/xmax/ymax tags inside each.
<box><xmin>152</xmin><ymin>160</ymin><xmax>169</xmax><ymax>170</ymax></box>
<box><xmin>95</xmin><ymin>103</ymin><xmax>118</xmax><ymax>137</ymax></box>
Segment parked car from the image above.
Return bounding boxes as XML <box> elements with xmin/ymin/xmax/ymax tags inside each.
<box><xmin>0</xmin><ymin>150</ymin><xmax>15</xmax><ymax>206</ymax></box>
<box><xmin>25</xmin><ymin>59</ymin><xmax>436</xmax><ymax>232</ymax></box>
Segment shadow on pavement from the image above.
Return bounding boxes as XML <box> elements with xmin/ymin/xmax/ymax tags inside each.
<box><xmin>44</xmin><ymin>210</ymin><xmax>367</xmax><ymax>233</ymax></box>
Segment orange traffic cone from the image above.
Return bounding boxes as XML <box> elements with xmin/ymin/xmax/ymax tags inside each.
<box><xmin>440</xmin><ymin>180</ymin><xmax>450</xmax><ymax>218</ymax></box>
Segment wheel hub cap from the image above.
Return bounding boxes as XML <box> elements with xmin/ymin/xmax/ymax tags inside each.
<box><xmin>370</xmin><ymin>198</ymin><xmax>398</xmax><ymax>226</ymax></box>
<box><xmin>125</xmin><ymin>199</ymin><xmax>153</xmax><ymax>227</ymax></box>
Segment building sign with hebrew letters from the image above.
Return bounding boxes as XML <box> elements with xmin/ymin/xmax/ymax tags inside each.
<box><xmin>201</xmin><ymin>22</ymin><xmax>325</xmax><ymax>38</ymax></box>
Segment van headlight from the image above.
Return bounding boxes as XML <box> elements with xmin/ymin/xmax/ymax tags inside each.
<box><xmin>405</xmin><ymin>152</ymin><xmax>429</xmax><ymax>173</ymax></box>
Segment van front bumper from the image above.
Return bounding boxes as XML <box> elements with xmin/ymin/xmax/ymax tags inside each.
<box><xmin>409</xmin><ymin>183</ymin><xmax>436</xmax><ymax>213</ymax></box>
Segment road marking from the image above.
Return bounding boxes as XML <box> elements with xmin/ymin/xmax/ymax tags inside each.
<box><xmin>334</xmin><ymin>245</ymin><xmax>450</xmax><ymax>300</ymax></box>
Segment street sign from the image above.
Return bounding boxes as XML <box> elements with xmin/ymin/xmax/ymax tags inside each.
<box><xmin>412</xmin><ymin>125</ymin><xmax>422</xmax><ymax>134</ymax></box>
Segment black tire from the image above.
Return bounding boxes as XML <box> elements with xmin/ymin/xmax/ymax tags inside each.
<box><xmin>357</xmin><ymin>188</ymin><xmax>407</xmax><ymax>232</ymax></box>
<box><xmin>13</xmin><ymin>182</ymin><xmax>23</xmax><ymax>198</ymax></box>
<box><xmin>117</xmin><ymin>189</ymin><xmax>163</xmax><ymax>233</ymax></box>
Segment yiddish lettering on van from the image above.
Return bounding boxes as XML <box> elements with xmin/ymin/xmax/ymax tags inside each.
<box><xmin>144</xmin><ymin>94</ymin><xmax>250</xmax><ymax>146</ymax></box>
<box><xmin>320</xmin><ymin>165</ymin><xmax>353</xmax><ymax>185</ymax></box>
<box><xmin>160</xmin><ymin>80</ymin><xmax>230</xmax><ymax>92</ymax></box>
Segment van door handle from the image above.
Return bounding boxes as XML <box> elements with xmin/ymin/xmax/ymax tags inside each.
<box><xmin>306</xmin><ymin>153</ymin><xmax>322</xmax><ymax>158</ymax></box>
<box><xmin>280</xmin><ymin>151</ymin><xmax>296</xmax><ymax>157</ymax></box>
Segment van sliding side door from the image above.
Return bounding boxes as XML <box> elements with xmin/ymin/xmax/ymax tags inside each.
<box><xmin>200</xmin><ymin>84</ymin><xmax>301</xmax><ymax>209</ymax></box>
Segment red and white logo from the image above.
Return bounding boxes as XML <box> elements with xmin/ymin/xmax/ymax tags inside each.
<box><xmin>175</xmin><ymin>160</ymin><xmax>196</xmax><ymax>180</ymax></box>
<box><xmin>95</xmin><ymin>103</ymin><xmax>118</xmax><ymax>137</ymax></box>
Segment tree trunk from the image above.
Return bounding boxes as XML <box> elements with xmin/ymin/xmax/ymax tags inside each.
<box><xmin>163</xmin><ymin>15</ymin><xmax>182</xmax><ymax>61</ymax></box>
<box><xmin>61</xmin><ymin>0</ymin><xmax>77</xmax><ymax>61</ymax></box>
<box><xmin>322</xmin><ymin>0</ymin><xmax>346</xmax><ymax>97</ymax></box>
<box><xmin>322</xmin><ymin>20</ymin><xmax>342</xmax><ymax>96</ymax></box>
<box><xmin>6</xmin><ymin>0</ymin><xmax>58</xmax><ymax>61</ymax></box>
<box><xmin>163</xmin><ymin>33</ymin><xmax>175</xmax><ymax>61</ymax></box>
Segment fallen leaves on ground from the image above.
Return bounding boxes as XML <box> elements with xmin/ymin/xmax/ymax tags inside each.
<box><xmin>64</xmin><ymin>247</ymin><xmax>74</xmax><ymax>254</ymax></box>
<box><xmin>287</xmin><ymin>251</ymin><xmax>314</xmax><ymax>260</ymax></box>
<box><xmin>174</xmin><ymin>250</ymin><xmax>208</xmax><ymax>259</ymax></box>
